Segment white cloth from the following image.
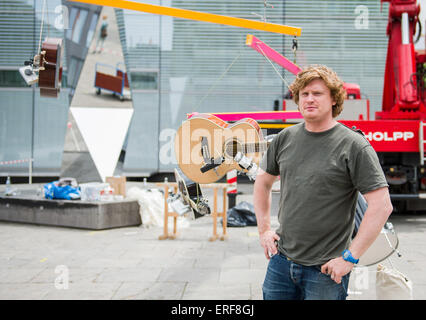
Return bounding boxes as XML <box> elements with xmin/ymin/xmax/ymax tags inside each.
<box><xmin>126</xmin><ymin>187</ymin><xmax>189</xmax><ymax>229</ymax></box>
<box><xmin>376</xmin><ymin>263</ymin><xmax>413</xmax><ymax>300</ymax></box>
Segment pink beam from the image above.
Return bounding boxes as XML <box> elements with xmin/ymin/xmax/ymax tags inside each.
<box><xmin>246</xmin><ymin>34</ymin><xmax>302</xmax><ymax>75</ymax></box>
<box><xmin>187</xmin><ymin>111</ymin><xmax>303</xmax><ymax>121</ymax></box>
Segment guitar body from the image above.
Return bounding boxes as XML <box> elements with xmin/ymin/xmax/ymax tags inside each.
<box><xmin>39</xmin><ymin>38</ymin><xmax>62</xmax><ymax>98</ymax></box>
<box><xmin>174</xmin><ymin>113</ymin><xmax>265</xmax><ymax>184</ymax></box>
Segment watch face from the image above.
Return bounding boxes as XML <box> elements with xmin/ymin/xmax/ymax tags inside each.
<box><xmin>343</xmin><ymin>251</ymin><xmax>350</xmax><ymax>259</ymax></box>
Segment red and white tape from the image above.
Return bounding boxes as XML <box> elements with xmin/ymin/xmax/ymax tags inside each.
<box><xmin>0</xmin><ymin>158</ymin><xmax>33</xmax><ymax>166</ymax></box>
<box><xmin>227</xmin><ymin>170</ymin><xmax>237</xmax><ymax>194</ymax></box>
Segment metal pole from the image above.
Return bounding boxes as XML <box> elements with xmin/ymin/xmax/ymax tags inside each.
<box><xmin>31</xmin><ymin>0</ymin><xmax>36</xmax><ymax>185</ymax></box>
<box><xmin>29</xmin><ymin>159</ymin><xmax>33</xmax><ymax>184</ymax></box>
<box><xmin>226</xmin><ymin>170</ymin><xmax>237</xmax><ymax>209</ymax></box>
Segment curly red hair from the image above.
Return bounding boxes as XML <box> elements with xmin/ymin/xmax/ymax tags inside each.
<box><xmin>289</xmin><ymin>65</ymin><xmax>346</xmax><ymax>118</ymax></box>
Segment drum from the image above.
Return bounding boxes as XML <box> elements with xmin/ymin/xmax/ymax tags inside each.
<box><xmin>355</xmin><ymin>193</ymin><xmax>400</xmax><ymax>266</ymax></box>
<box><xmin>358</xmin><ymin>222</ymin><xmax>399</xmax><ymax>266</ymax></box>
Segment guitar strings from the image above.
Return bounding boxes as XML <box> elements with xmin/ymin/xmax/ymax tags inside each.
<box><xmin>193</xmin><ymin>49</ymin><xmax>245</xmax><ymax>112</ymax></box>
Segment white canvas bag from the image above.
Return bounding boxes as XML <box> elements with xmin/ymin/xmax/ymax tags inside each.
<box><xmin>376</xmin><ymin>263</ymin><xmax>413</xmax><ymax>300</ymax></box>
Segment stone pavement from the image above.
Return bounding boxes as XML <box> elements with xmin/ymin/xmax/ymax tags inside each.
<box><xmin>0</xmin><ymin>182</ymin><xmax>425</xmax><ymax>300</ymax></box>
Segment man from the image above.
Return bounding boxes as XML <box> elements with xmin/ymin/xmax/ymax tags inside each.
<box><xmin>94</xmin><ymin>15</ymin><xmax>108</xmax><ymax>53</ymax></box>
<box><xmin>254</xmin><ymin>65</ymin><xmax>393</xmax><ymax>300</ymax></box>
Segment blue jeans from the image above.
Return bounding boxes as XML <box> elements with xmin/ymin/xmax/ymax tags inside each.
<box><xmin>262</xmin><ymin>252</ymin><xmax>350</xmax><ymax>300</ymax></box>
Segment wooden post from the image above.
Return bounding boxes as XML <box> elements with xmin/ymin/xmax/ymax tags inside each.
<box><xmin>209</xmin><ymin>187</ymin><xmax>219</xmax><ymax>241</ymax></box>
<box><xmin>220</xmin><ymin>186</ymin><xmax>228</xmax><ymax>240</ymax></box>
<box><xmin>158</xmin><ymin>183</ymin><xmax>170</xmax><ymax>240</ymax></box>
<box><xmin>158</xmin><ymin>182</ymin><xmax>179</xmax><ymax>240</ymax></box>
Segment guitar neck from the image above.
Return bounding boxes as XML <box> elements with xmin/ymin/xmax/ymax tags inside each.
<box><xmin>242</xmin><ymin>141</ymin><xmax>269</xmax><ymax>154</ymax></box>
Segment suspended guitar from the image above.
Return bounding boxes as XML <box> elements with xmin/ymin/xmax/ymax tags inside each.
<box><xmin>20</xmin><ymin>38</ymin><xmax>63</xmax><ymax>98</ymax></box>
<box><xmin>38</xmin><ymin>38</ymin><xmax>63</xmax><ymax>97</ymax></box>
<box><xmin>174</xmin><ymin>113</ymin><xmax>268</xmax><ymax>184</ymax></box>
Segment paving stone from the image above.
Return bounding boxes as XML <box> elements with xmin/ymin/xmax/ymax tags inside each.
<box><xmin>0</xmin><ymin>268</ymin><xmax>47</xmax><ymax>284</ymax></box>
<box><xmin>42</xmin><ymin>282</ymin><xmax>122</xmax><ymax>300</ymax></box>
<box><xmin>96</xmin><ymin>267</ymin><xmax>162</xmax><ymax>283</ymax></box>
<box><xmin>31</xmin><ymin>266</ymin><xmax>104</xmax><ymax>284</ymax></box>
<box><xmin>250</xmin><ymin>283</ymin><xmax>264</xmax><ymax>300</ymax></box>
<box><xmin>0</xmin><ymin>284</ymin><xmax>51</xmax><ymax>300</ymax></box>
<box><xmin>182</xmin><ymin>283</ymin><xmax>251</xmax><ymax>300</ymax></box>
<box><xmin>138</xmin><ymin>257</ymin><xmax>195</xmax><ymax>269</ymax></box>
<box><xmin>0</xmin><ymin>183</ymin><xmax>425</xmax><ymax>300</ymax></box>
<box><xmin>112</xmin><ymin>281</ymin><xmax>186</xmax><ymax>300</ymax></box>
<box><xmin>158</xmin><ymin>267</ymin><xmax>220</xmax><ymax>283</ymax></box>
<box><xmin>219</xmin><ymin>268</ymin><xmax>266</xmax><ymax>285</ymax></box>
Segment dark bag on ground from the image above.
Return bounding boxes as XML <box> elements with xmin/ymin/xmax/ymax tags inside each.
<box><xmin>223</xmin><ymin>201</ymin><xmax>257</xmax><ymax>227</ymax></box>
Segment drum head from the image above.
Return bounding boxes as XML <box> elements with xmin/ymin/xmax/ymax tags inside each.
<box><xmin>358</xmin><ymin>229</ymin><xmax>399</xmax><ymax>266</ymax></box>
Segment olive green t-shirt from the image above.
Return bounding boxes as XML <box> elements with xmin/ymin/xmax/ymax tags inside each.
<box><xmin>260</xmin><ymin>122</ymin><xmax>388</xmax><ymax>266</ymax></box>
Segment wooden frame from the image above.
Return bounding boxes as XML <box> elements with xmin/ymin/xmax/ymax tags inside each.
<box><xmin>157</xmin><ymin>182</ymin><xmax>228</xmax><ymax>241</ymax></box>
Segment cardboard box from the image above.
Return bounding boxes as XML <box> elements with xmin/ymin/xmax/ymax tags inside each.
<box><xmin>106</xmin><ymin>176</ymin><xmax>126</xmax><ymax>197</ymax></box>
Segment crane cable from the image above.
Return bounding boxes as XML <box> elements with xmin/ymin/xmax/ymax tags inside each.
<box><xmin>193</xmin><ymin>1</ymin><xmax>295</xmax><ymax>110</ymax></box>
<box><xmin>255</xmin><ymin>42</ymin><xmax>292</xmax><ymax>90</ymax></box>
<box><xmin>36</xmin><ymin>0</ymin><xmax>47</xmax><ymax>57</ymax></box>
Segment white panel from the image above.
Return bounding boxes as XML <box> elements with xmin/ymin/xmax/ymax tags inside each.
<box><xmin>71</xmin><ymin>107</ymin><xmax>133</xmax><ymax>182</ymax></box>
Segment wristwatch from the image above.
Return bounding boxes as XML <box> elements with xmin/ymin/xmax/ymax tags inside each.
<box><xmin>342</xmin><ymin>249</ymin><xmax>359</xmax><ymax>264</ymax></box>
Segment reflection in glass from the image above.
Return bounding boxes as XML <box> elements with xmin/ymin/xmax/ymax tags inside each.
<box><xmin>67</xmin><ymin>57</ymin><xmax>83</xmax><ymax>88</ymax></box>
<box><xmin>66</xmin><ymin>7</ymin><xmax>78</xmax><ymax>40</ymax></box>
<box><xmin>86</xmin><ymin>13</ymin><xmax>99</xmax><ymax>48</ymax></box>
<box><xmin>66</xmin><ymin>8</ymin><xmax>88</xmax><ymax>44</ymax></box>
<box><xmin>130</xmin><ymin>71</ymin><xmax>158</xmax><ymax>90</ymax></box>
<box><xmin>0</xmin><ymin>70</ymin><xmax>27</xmax><ymax>87</ymax></box>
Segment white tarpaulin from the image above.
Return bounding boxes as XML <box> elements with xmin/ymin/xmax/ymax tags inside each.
<box><xmin>126</xmin><ymin>187</ymin><xmax>190</xmax><ymax>229</ymax></box>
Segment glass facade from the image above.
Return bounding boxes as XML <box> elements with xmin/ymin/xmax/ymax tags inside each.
<box><xmin>0</xmin><ymin>0</ymin><xmax>391</xmax><ymax>177</ymax></box>
<box><xmin>0</xmin><ymin>0</ymin><xmax>99</xmax><ymax>176</ymax></box>
<box><xmin>116</xmin><ymin>0</ymin><xmax>390</xmax><ymax>174</ymax></box>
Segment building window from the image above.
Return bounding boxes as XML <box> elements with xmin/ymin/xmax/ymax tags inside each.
<box><xmin>130</xmin><ymin>71</ymin><xmax>158</xmax><ymax>90</ymax></box>
<box><xmin>0</xmin><ymin>70</ymin><xmax>27</xmax><ymax>87</ymax></box>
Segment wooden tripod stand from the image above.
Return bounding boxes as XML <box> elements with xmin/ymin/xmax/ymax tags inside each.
<box><xmin>157</xmin><ymin>182</ymin><xmax>228</xmax><ymax>241</ymax></box>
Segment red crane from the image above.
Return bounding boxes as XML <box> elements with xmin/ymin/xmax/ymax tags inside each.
<box><xmin>339</xmin><ymin>0</ymin><xmax>426</xmax><ymax>212</ymax></box>
<box><xmin>376</xmin><ymin>0</ymin><xmax>426</xmax><ymax>120</ymax></box>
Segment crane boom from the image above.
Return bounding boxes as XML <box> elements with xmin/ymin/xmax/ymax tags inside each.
<box><xmin>70</xmin><ymin>0</ymin><xmax>302</xmax><ymax>36</ymax></box>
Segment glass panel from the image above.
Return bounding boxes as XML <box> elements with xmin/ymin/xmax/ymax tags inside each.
<box><xmin>0</xmin><ymin>89</ymin><xmax>33</xmax><ymax>174</ymax></box>
<box><xmin>116</xmin><ymin>0</ymin><xmax>390</xmax><ymax>173</ymax></box>
<box><xmin>122</xmin><ymin>92</ymin><xmax>159</xmax><ymax>174</ymax></box>
<box><xmin>86</xmin><ymin>13</ymin><xmax>99</xmax><ymax>48</ymax></box>
<box><xmin>0</xmin><ymin>70</ymin><xmax>28</xmax><ymax>87</ymax></box>
<box><xmin>66</xmin><ymin>8</ymin><xmax>88</xmax><ymax>44</ymax></box>
<box><xmin>67</xmin><ymin>56</ymin><xmax>83</xmax><ymax>88</ymax></box>
<box><xmin>33</xmin><ymin>90</ymin><xmax>70</xmax><ymax>174</ymax></box>
<box><xmin>66</xmin><ymin>7</ymin><xmax>78</xmax><ymax>40</ymax></box>
<box><xmin>0</xmin><ymin>0</ymin><xmax>65</xmax><ymax>68</ymax></box>
<box><xmin>72</xmin><ymin>9</ymin><xmax>88</xmax><ymax>44</ymax></box>
<box><xmin>130</xmin><ymin>71</ymin><xmax>158</xmax><ymax>90</ymax></box>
